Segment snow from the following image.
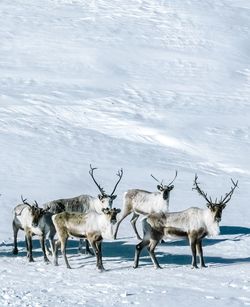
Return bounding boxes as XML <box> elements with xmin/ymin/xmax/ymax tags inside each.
<box><xmin>0</xmin><ymin>0</ymin><xmax>250</xmax><ymax>306</ymax></box>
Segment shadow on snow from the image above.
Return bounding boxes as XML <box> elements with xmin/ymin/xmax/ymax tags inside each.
<box><xmin>1</xmin><ymin>225</ymin><xmax>250</xmax><ymax>268</ymax></box>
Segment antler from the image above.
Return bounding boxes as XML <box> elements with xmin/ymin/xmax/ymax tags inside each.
<box><xmin>110</xmin><ymin>168</ymin><xmax>123</xmax><ymax>196</ymax></box>
<box><xmin>193</xmin><ymin>175</ymin><xmax>238</xmax><ymax>207</ymax></box>
<box><xmin>167</xmin><ymin>170</ymin><xmax>178</xmax><ymax>186</ymax></box>
<box><xmin>150</xmin><ymin>174</ymin><xmax>163</xmax><ymax>187</ymax></box>
<box><xmin>33</xmin><ymin>200</ymin><xmax>39</xmax><ymax>208</ymax></box>
<box><xmin>219</xmin><ymin>179</ymin><xmax>238</xmax><ymax>205</ymax></box>
<box><xmin>193</xmin><ymin>174</ymin><xmax>214</xmax><ymax>205</ymax></box>
<box><xmin>89</xmin><ymin>164</ymin><xmax>106</xmax><ymax>195</ymax></box>
<box><xmin>21</xmin><ymin>195</ymin><xmax>31</xmax><ymax>207</ymax></box>
<box><xmin>151</xmin><ymin>170</ymin><xmax>178</xmax><ymax>187</ymax></box>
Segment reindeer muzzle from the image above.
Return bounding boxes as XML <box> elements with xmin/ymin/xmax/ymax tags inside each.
<box><xmin>111</xmin><ymin>219</ymin><xmax>117</xmax><ymax>225</ymax></box>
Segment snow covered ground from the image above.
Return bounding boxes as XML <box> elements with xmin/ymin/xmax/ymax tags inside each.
<box><xmin>0</xmin><ymin>0</ymin><xmax>250</xmax><ymax>306</ymax></box>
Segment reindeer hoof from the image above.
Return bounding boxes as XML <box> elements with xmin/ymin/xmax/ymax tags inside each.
<box><xmin>201</xmin><ymin>264</ymin><xmax>207</xmax><ymax>268</ymax></box>
<box><xmin>97</xmin><ymin>267</ymin><xmax>105</xmax><ymax>272</ymax></box>
<box><xmin>29</xmin><ymin>258</ymin><xmax>35</xmax><ymax>263</ymax></box>
<box><xmin>12</xmin><ymin>248</ymin><xmax>18</xmax><ymax>255</ymax></box>
<box><xmin>154</xmin><ymin>265</ymin><xmax>163</xmax><ymax>269</ymax></box>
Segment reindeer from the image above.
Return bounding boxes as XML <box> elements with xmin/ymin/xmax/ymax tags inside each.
<box><xmin>114</xmin><ymin>171</ymin><xmax>177</xmax><ymax>240</ymax></box>
<box><xmin>13</xmin><ymin>196</ymin><xmax>64</xmax><ymax>262</ymax></box>
<box><xmin>133</xmin><ymin>175</ymin><xmax>238</xmax><ymax>269</ymax></box>
<box><xmin>12</xmin><ymin>197</ymin><xmax>46</xmax><ymax>262</ymax></box>
<box><xmin>44</xmin><ymin>165</ymin><xmax>123</xmax><ymax>254</ymax></box>
<box><xmin>52</xmin><ymin>208</ymin><xmax>121</xmax><ymax>271</ymax></box>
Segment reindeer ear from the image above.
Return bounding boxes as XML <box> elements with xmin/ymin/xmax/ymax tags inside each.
<box><xmin>115</xmin><ymin>208</ymin><xmax>121</xmax><ymax>213</ymax></box>
<box><xmin>157</xmin><ymin>185</ymin><xmax>163</xmax><ymax>191</ymax></box>
<box><xmin>169</xmin><ymin>185</ymin><xmax>174</xmax><ymax>190</ymax></box>
<box><xmin>98</xmin><ymin>194</ymin><xmax>104</xmax><ymax>200</ymax></box>
<box><xmin>112</xmin><ymin>195</ymin><xmax>117</xmax><ymax>200</ymax></box>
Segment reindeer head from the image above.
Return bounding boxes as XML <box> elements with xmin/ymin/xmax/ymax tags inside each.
<box><xmin>46</xmin><ymin>201</ymin><xmax>65</xmax><ymax>214</ymax></box>
<box><xmin>89</xmin><ymin>164</ymin><xmax>123</xmax><ymax>208</ymax></box>
<box><xmin>151</xmin><ymin>170</ymin><xmax>177</xmax><ymax>200</ymax></box>
<box><xmin>193</xmin><ymin>175</ymin><xmax>238</xmax><ymax>223</ymax></box>
<box><xmin>21</xmin><ymin>196</ymin><xmax>45</xmax><ymax>227</ymax></box>
<box><xmin>102</xmin><ymin>207</ymin><xmax>121</xmax><ymax>225</ymax></box>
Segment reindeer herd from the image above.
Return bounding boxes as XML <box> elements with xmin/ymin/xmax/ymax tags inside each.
<box><xmin>11</xmin><ymin>165</ymin><xmax>238</xmax><ymax>271</ymax></box>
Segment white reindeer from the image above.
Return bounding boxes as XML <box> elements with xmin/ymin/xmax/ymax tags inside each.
<box><xmin>133</xmin><ymin>175</ymin><xmax>238</xmax><ymax>269</ymax></box>
<box><xmin>12</xmin><ymin>197</ymin><xmax>48</xmax><ymax>262</ymax></box>
<box><xmin>114</xmin><ymin>171</ymin><xmax>177</xmax><ymax>240</ymax></box>
<box><xmin>44</xmin><ymin>165</ymin><xmax>123</xmax><ymax>254</ymax></box>
<box><xmin>52</xmin><ymin>208</ymin><xmax>121</xmax><ymax>271</ymax></box>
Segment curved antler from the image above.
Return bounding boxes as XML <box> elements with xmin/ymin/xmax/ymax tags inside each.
<box><xmin>89</xmin><ymin>164</ymin><xmax>106</xmax><ymax>195</ymax></box>
<box><xmin>110</xmin><ymin>169</ymin><xmax>123</xmax><ymax>196</ymax></box>
<box><xmin>219</xmin><ymin>179</ymin><xmax>238</xmax><ymax>205</ymax></box>
<box><xmin>193</xmin><ymin>174</ymin><xmax>213</xmax><ymax>205</ymax></box>
<box><xmin>167</xmin><ymin>170</ymin><xmax>178</xmax><ymax>186</ymax></box>
<box><xmin>151</xmin><ymin>170</ymin><xmax>178</xmax><ymax>188</ymax></box>
<box><xmin>33</xmin><ymin>200</ymin><xmax>39</xmax><ymax>208</ymax></box>
<box><xmin>151</xmin><ymin>174</ymin><xmax>163</xmax><ymax>187</ymax></box>
<box><xmin>193</xmin><ymin>175</ymin><xmax>238</xmax><ymax>207</ymax></box>
<box><xmin>21</xmin><ymin>195</ymin><xmax>31</xmax><ymax>207</ymax></box>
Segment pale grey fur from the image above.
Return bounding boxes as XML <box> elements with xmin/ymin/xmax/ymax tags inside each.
<box><xmin>12</xmin><ymin>201</ymin><xmax>57</xmax><ymax>262</ymax></box>
<box><xmin>114</xmin><ymin>185</ymin><xmax>174</xmax><ymax>240</ymax></box>
<box><xmin>52</xmin><ymin>208</ymin><xmax>120</xmax><ymax>271</ymax></box>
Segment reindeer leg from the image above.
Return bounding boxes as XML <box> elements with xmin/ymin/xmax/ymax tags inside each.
<box><xmin>48</xmin><ymin>239</ymin><xmax>54</xmax><ymax>256</ymax></box>
<box><xmin>45</xmin><ymin>241</ymin><xmax>52</xmax><ymax>256</ymax></box>
<box><xmin>85</xmin><ymin>239</ymin><xmax>94</xmax><ymax>256</ymax></box>
<box><xmin>114</xmin><ymin>209</ymin><xmax>131</xmax><ymax>239</ymax></box>
<box><xmin>78</xmin><ymin>239</ymin><xmax>84</xmax><ymax>254</ymax></box>
<box><xmin>48</xmin><ymin>229</ymin><xmax>56</xmax><ymax>255</ymax></box>
<box><xmin>189</xmin><ymin>234</ymin><xmax>198</xmax><ymax>268</ymax></box>
<box><xmin>40</xmin><ymin>235</ymin><xmax>49</xmax><ymax>263</ymax></box>
<box><xmin>78</xmin><ymin>239</ymin><xmax>93</xmax><ymax>255</ymax></box>
<box><xmin>12</xmin><ymin>222</ymin><xmax>19</xmax><ymax>255</ymax></box>
<box><xmin>61</xmin><ymin>238</ymin><xmax>71</xmax><ymax>269</ymax></box>
<box><xmin>53</xmin><ymin>240</ymin><xmax>60</xmax><ymax>266</ymax></box>
<box><xmin>46</xmin><ymin>229</ymin><xmax>56</xmax><ymax>256</ymax></box>
<box><xmin>147</xmin><ymin>239</ymin><xmax>162</xmax><ymax>269</ymax></box>
<box><xmin>44</xmin><ymin>236</ymin><xmax>52</xmax><ymax>256</ymax></box>
<box><xmin>88</xmin><ymin>238</ymin><xmax>104</xmax><ymax>271</ymax></box>
<box><xmin>130</xmin><ymin>213</ymin><xmax>142</xmax><ymax>240</ymax></box>
<box><xmin>95</xmin><ymin>240</ymin><xmax>104</xmax><ymax>271</ymax></box>
<box><xmin>133</xmin><ymin>239</ymin><xmax>149</xmax><ymax>269</ymax></box>
<box><xmin>25</xmin><ymin>235</ymin><xmax>28</xmax><ymax>251</ymax></box>
<box><xmin>26</xmin><ymin>232</ymin><xmax>34</xmax><ymax>262</ymax></box>
<box><xmin>196</xmin><ymin>240</ymin><xmax>207</xmax><ymax>268</ymax></box>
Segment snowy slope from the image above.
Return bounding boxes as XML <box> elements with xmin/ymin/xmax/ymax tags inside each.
<box><xmin>0</xmin><ymin>0</ymin><xmax>250</xmax><ymax>306</ymax></box>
